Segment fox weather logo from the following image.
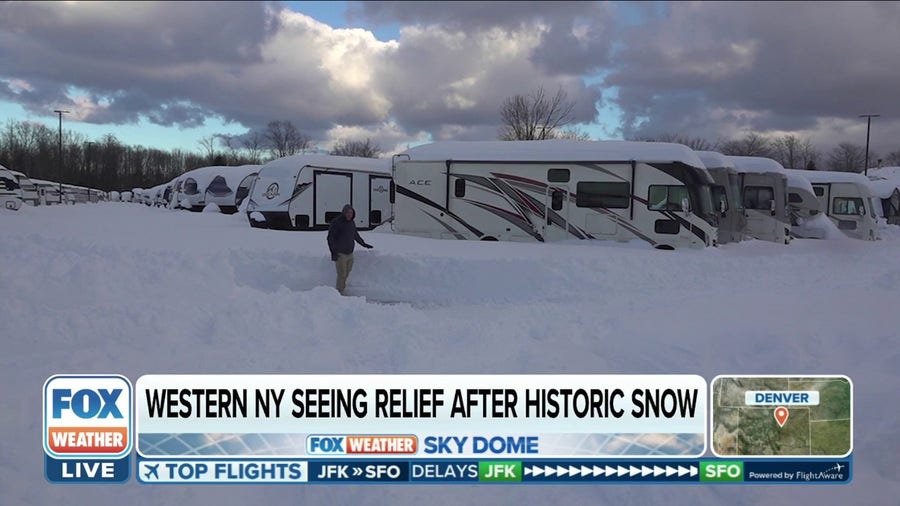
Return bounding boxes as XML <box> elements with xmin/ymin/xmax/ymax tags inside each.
<box><xmin>43</xmin><ymin>374</ymin><xmax>133</xmax><ymax>459</ymax></box>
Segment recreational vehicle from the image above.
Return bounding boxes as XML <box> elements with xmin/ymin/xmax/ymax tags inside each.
<box><xmin>0</xmin><ymin>166</ymin><xmax>22</xmax><ymax>210</ymax></box>
<box><xmin>121</xmin><ymin>190</ymin><xmax>133</xmax><ymax>203</ymax></box>
<box><xmin>204</xmin><ymin>165</ymin><xmax>261</xmax><ymax>214</ymax></box>
<box><xmin>173</xmin><ymin>166</ymin><xmax>228</xmax><ymax>211</ymax></box>
<box><xmin>246</xmin><ymin>154</ymin><xmax>391</xmax><ymax>231</ymax></box>
<box><xmin>868</xmin><ymin>179</ymin><xmax>900</xmax><ymax>226</ymax></box>
<box><xmin>695</xmin><ymin>151</ymin><xmax>745</xmax><ymax>244</ymax></box>
<box><xmin>30</xmin><ymin>179</ymin><xmax>62</xmax><ymax>205</ymax></box>
<box><xmin>8</xmin><ymin>170</ymin><xmax>40</xmax><ymax>206</ymax></box>
<box><xmin>727</xmin><ymin>156</ymin><xmax>791</xmax><ymax>244</ymax></box>
<box><xmin>392</xmin><ymin>140</ymin><xmax>718</xmax><ymax>249</ymax></box>
<box><xmin>783</xmin><ymin>169</ymin><xmax>823</xmax><ymax>239</ymax></box>
<box><xmin>799</xmin><ymin>170</ymin><xmax>879</xmax><ymax>241</ymax></box>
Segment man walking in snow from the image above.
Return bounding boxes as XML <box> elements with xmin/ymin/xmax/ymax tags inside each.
<box><xmin>327</xmin><ymin>204</ymin><xmax>373</xmax><ymax>295</ymax></box>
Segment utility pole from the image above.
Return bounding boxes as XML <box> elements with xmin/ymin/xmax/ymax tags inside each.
<box><xmin>859</xmin><ymin>114</ymin><xmax>879</xmax><ymax>176</ymax></box>
<box><xmin>53</xmin><ymin>109</ymin><xmax>69</xmax><ymax>203</ymax></box>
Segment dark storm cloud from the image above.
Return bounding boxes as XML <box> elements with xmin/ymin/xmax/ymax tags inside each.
<box><xmin>606</xmin><ymin>1</ymin><xmax>900</xmax><ymax>150</ymax></box>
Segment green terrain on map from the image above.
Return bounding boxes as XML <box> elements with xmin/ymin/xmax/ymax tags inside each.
<box><xmin>712</xmin><ymin>377</ymin><xmax>851</xmax><ymax>456</ymax></box>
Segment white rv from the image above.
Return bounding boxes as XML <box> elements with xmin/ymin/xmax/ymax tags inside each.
<box><xmin>783</xmin><ymin>170</ymin><xmax>823</xmax><ymax>239</ymax></box>
<box><xmin>868</xmin><ymin>179</ymin><xmax>900</xmax><ymax>226</ymax></box>
<box><xmin>392</xmin><ymin>140</ymin><xmax>718</xmax><ymax>249</ymax></box>
<box><xmin>0</xmin><ymin>166</ymin><xmax>23</xmax><ymax>210</ymax></box>
<box><xmin>121</xmin><ymin>190</ymin><xmax>133</xmax><ymax>203</ymax></box>
<box><xmin>8</xmin><ymin>170</ymin><xmax>40</xmax><ymax>206</ymax></box>
<box><xmin>798</xmin><ymin>170</ymin><xmax>879</xmax><ymax>241</ymax></box>
<box><xmin>204</xmin><ymin>165</ymin><xmax>262</xmax><ymax>214</ymax></box>
<box><xmin>172</xmin><ymin>166</ymin><xmax>228</xmax><ymax>211</ymax></box>
<box><xmin>696</xmin><ymin>151</ymin><xmax>745</xmax><ymax>244</ymax></box>
<box><xmin>246</xmin><ymin>154</ymin><xmax>391</xmax><ymax>231</ymax></box>
<box><xmin>727</xmin><ymin>156</ymin><xmax>791</xmax><ymax>244</ymax></box>
<box><xmin>30</xmin><ymin>179</ymin><xmax>62</xmax><ymax>205</ymax></box>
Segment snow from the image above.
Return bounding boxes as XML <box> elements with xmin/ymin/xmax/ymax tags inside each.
<box><xmin>695</xmin><ymin>151</ymin><xmax>734</xmax><ymax>170</ymax></box>
<box><xmin>177</xmin><ymin>165</ymin><xmax>230</xmax><ymax>196</ymax></box>
<box><xmin>206</xmin><ymin>164</ymin><xmax>262</xmax><ymax>195</ymax></box>
<box><xmin>783</xmin><ymin>169</ymin><xmax>816</xmax><ymax>194</ymax></box>
<box><xmin>202</xmin><ymin>203</ymin><xmax>221</xmax><ymax>213</ymax></box>
<box><xmin>866</xmin><ymin>166</ymin><xmax>900</xmax><ymax>181</ymax></box>
<box><xmin>401</xmin><ymin>140</ymin><xmax>706</xmax><ymax>167</ymax></box>
<box><xmin>727</xmin><ymin>156</ymin><xmax>787</xmax><ymax>174</ymax></box>
<box><xmin>256</xmin><ymin>153</ymin><xmax>391</xmax><ymax>179</ymax></box>
<box><xmin>868</xmin><ymin>179</ymin><xmax>900</xmax><ymax>199</ymax></box>
<box><xmin>798</xmin><ymin>170</ymin><xmax>875</xmax><ymax>189</ymax></box>
<box><xmin>2</xmin><ymin>203</ymin><xmax>900</xmax><ymax>504</ymax></box>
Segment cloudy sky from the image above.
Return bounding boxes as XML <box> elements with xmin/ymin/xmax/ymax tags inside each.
<box><xmin>1</xmin><ymin>1</ymin><xmax>897</xmax><ymax>158</ymax></box>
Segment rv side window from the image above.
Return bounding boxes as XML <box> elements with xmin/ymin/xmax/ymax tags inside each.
<box><xmin>454</xmin><ymin>178</ymin><xmax>466</xmax><ymax>198</ymax></box>
<box><xmin>183</xmin><ymin>178</ymin><xmax>199</xmax><ymax>195</ymax></box>
<box><xmin>647</xmin><ymin>185</ymin><xmax>690</xmax><ymax>211</ymax></box>
<box><xmin>813</xmin><ymin>186</ymin><xmax>825</xmax><ymax>197</ymax></box>
<box><xmin>576</xmin><ymin>182</ymin><xmax>629</xmax><ymax>209</ymax></box>
<box><xmin>788</xmin><ymin>193</ymin><xmax>802</xmax><ymax>204</ymax></box>
<box><xmin>833</xmin><ymin>197</ymin><xmax>864</xmax><ymax>215</ymax></box>
<box><xmin>551</xmin><ymin>190</ymin><xmax>564</xmax><ymax>211</ymax></box>
<box><xmin>547</xmin><ymin>169</ymin><xmax>570</xmax><ymax>183</ymax></box>
<box><xmin>743</xmin><ymin>186</ymin><xmax>774</xmax><ymax>210</ymax></box>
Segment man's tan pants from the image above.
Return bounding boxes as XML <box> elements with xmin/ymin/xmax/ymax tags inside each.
<box><xmin>335</xmin><ymin>253</ymin><xmax>354</xmax><ymax>294</ymax></box>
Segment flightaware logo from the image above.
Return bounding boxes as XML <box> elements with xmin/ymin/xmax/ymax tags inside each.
<box><xmin>43</xmin><ymin>375</ymin><xmax>133</xmax><ymax>458</ymax></box>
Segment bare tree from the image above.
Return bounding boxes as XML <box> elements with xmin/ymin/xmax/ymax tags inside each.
<box><xmin>828</xmin><ymin>142</ymin><xmax>867</xmax><ymax>172</ymax></box>
<box><xmin>719</xmin><ymin>132</ymin><xmax>772</xmax><ymax>157</ymax></box>
<box><xmin>264</xmin><ymin>120</ymin><xmax>310</xmax><ymax>158</ymax></box>
<box><xmin>771</xmin><ymin>135</ymin><xmax>819</xmax><ymax>169</ymax></box>
<box><xmin>556</xmin><ymin>127</ymin><xmax>593</xmax><ymax>141</ymax></box>
<box><xmin>198</xmin><ymin>135</ymin><xmax>217</xmax><ymax>163</ymax></box>
<box><xmin>330</xmin><ymin>138</ymin><xmax>382</xmax><ymax>158</ymax></box>
<box><xmin>884</xmin><ymin>150</ymin><xmax>900</xmax><ymax>167</ymax></box>
<box><xmin>241</xmin><ymin>131</ymin><xmax>265</xmax><ymax>164</ymax></box>
<box><xmin>499</xmin><ymin>86</ymin><xmax>577</xmax><ymax>141</ymax></box>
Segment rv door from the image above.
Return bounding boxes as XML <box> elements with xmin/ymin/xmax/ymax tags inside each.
<box><xmin>542</xmin><ymin>184</ymin><xmax>571</xmax><ymax>241</ymax></box>
<box><xmin>314</xmin><ymin>171</ymin><xmax>352</xmax><ymax>227</ymax></box>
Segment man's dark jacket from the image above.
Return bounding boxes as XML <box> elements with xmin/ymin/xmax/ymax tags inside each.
<box><xmin>327</xmin><ymin>205</ymin><xmax>370</xmax><ymax>260</ymax></box>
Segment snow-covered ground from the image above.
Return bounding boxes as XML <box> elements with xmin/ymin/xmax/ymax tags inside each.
<box><xmin>1</xmin><ymin>203</ymin><xmax>898</xmax><ymax>505</ymax></box>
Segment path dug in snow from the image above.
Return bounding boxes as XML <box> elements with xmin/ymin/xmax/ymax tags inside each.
<box><xmin>0</xmin><ymin>203</ymin><xmax>897</xmax><ymax>505</ymax></box>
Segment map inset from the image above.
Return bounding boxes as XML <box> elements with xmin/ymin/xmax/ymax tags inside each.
<box><xmin>712</xmin><ymin>376</ymin><xmax>851</xmax><ymax>457</ymax></box>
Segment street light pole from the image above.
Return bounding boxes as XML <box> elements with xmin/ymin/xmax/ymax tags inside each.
<box><xmin>53</xmin><ymin>109</ymin><xmax>69</xmax><ymax>203</ymax></box>
<box><xmin>859</xmin><ymin>114</ymin><xmax>879</xmax><ymax>176</ymax></box>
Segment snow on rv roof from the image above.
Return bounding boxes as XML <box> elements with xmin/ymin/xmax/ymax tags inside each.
<box><xmin>727</xmin><ymin>156</ymin><xmax>787</xmax><ymax>174</ymax></box>
<box><xmin>795</xmin><ymin>169</ymin><xmax>874</xmax><ymax>186</ymax></box>
<box><xmin>399</xmin><ymin>140</ymin><xmax>705</xmax><ymax>167</ymax></box>
<box><xmin>868</xmin><ymin>178</ymin><xmax>900</xmax><ymax>199</ymax></box>
<box><xmin>694</xmin><ymin>151</ymin><xmax>734</xmax><ymax>170</ymax></box>
<box><xmin>258</xmin><ymin>153</ymin><xmax>390</xmax><ymax>177</ymax></box>
<box><xmin>211</xmin><ymin>164</ymin><xmax>262</xmax><ymax>190</ymax></box>
<box><xmin>783</xmin><ymin>169</ymin><xmax>816</xmax><ymax>193</ymax></box>
<box><xmin>866</xmin><ymin>166</ymin><xmax>900</xmax><ymax>181</ymax></box>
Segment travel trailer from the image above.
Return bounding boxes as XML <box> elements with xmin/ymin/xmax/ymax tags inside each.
<box><xmin>727</xmin><ymin>156</ymin><xmax>791</xmax><ymax>244</ymax></box>
<box><xmin>8</xmin><ymin>169</ymin><xmax>40</xmax><ymax>206</ymax></box>
<box><xmin>246</xmin><ymin>154</ymin><xmax>391</xmax><ymax>231</ymax></box>
<box><xmin>204</xmin><ymin>165</ymin><xmax>261</xmax><ymax>214</ymax></box>
<box><xmin>695</xmin><ymin>151</ymin><xmax>745</xmax><ymax>244</ymax></box>
<box><xmin>799</xmin><ymin>170</ymin><xmax>879</xmax><ymax>241</ymax></box>
<box><xmin>0</xmin><ymin>166</ymin><xmax>22</xmax><ymax>210</ymax></box>
<box><xmin>392</xmin><ymin>140</ymin><xmax>718</xmax><ymax>249</ymax></box>
<box><xmin>172</xmin><ymin>166</ymin><xmax>228</xmax><ymax>211</ymax></box>
<box><xmin>30</xmin><ymin>179</ymin><xmax>62</xmax><ymax>205</ymax></box>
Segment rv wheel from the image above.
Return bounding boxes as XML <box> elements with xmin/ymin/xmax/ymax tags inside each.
<box><xmin>654</xmin><ymin>244</ymin><xmax>675</xmax><ymax>251</ymax></box>
<box><xmin>480</xmin><ymin>236</ymin><xmax>498</xmax><ymax>241</ymax></box>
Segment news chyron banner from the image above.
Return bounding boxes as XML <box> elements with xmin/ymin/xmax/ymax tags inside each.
<box><xmin>42</xmin><ymin>374</ymin><xmax>853</xmax><ymax>485</ymax></box>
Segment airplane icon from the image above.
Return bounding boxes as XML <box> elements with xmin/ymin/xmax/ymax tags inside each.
<box><xmin>143</xmin><ymin>463</ymin><xmax>160</xmax><ymax>480</ymax></box>
<box><xmin>832</xmin><ymin>462</ymin><xmax>845</xmax><ymax>473</ymax></box>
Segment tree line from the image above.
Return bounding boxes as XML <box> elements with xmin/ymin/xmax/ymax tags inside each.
<box><xmin>0</xmin><ymin>119</ymin><xmax>382</xmax><ymax>191</ymax></box>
